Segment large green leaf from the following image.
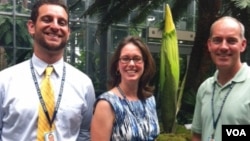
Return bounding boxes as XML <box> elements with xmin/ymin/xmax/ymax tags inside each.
<box><xmin>231</xmin><ymin>0</ymin><xmax>250</xmax><ymax>9</ymax></box>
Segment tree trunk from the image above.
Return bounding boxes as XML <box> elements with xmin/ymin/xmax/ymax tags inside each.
<box><xmin>0</xmin><ymin>47</ymin><xmax>7</xmax><ymax>70</ymax></box>
<box><xmin>178</xmin><ymin>0</ymin><xmax>221</xmax><ymax>123</ymax></box>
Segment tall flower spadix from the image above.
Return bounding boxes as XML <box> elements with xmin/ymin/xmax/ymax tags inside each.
<box><xmin>159</xmin><ymin>4</ymin><xmax>180</xmax><ymax>133</ymax></box>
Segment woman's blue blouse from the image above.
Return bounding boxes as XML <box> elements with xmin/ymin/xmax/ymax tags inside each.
<box><xmin>95</xmin><ymin>92</ymin><xmax>160</xmax><ymax>141</ymax></box>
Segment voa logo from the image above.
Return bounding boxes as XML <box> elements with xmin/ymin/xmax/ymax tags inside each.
<box><xmin>226</xmin><ymin>129</ymin><xmax>247</xmax><ymax>136</ymax></box>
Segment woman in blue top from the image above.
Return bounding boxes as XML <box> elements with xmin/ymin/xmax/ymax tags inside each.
<box><xmin>91</xmin><ymin>36</ymin><xmax>160</xmax><ymax>141</ymax></box>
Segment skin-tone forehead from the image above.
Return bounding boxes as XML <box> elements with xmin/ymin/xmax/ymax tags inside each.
<box><xmin>210</xmin><ymin>17</ymin><xmax>242</xmax><ymax>36</ymax></box>
<box><xmin>120</xmin><ymin>43</ymin><xmax>142</xmax><ymax>56</ymax></box>
<box><xmin>38</xmin><ymin>4</ymin><xmax>68</xmax><ymax>20</ymax></box>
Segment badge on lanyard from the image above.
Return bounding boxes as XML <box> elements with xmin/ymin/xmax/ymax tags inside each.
<box><xmin>208</xmin><ymin>136</ymin><xmax>215</xmax><ymax>141</ymax></box>
<box><xmin>44</xmin><ymin>131</ymin><xmax>57</xmax><ymax>141</ymax></box>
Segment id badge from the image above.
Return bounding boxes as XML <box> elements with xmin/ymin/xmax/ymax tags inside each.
<box><xmin>208</xmin><ymin>136</ymin><xmax>215</xmax><ymax>141</ymax></box>
<box><xmin>44</xmin><ymin>131</ymin><xmax>57</xmax><ymax>141</ymax></box>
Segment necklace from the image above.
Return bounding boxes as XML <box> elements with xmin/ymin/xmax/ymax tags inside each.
<box><xmin>117</xmin><ymin>85</ymin><xmax>149</xmax><ymax>140</ymax></box>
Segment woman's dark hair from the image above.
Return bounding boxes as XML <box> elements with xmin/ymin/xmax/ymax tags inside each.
<box><xmin>30</xmin><ymin>0</ymin><xmax>69</xmax><ymax>23</ymax></box>
<box><xmin>108</xmin><ymin>36</ymin><xmax>156</xmax><ymax>99</ymax></box>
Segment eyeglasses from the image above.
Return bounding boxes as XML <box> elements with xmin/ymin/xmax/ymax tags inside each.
<box><xmin>119</xmin><ymin>56</ymin><xmax>143</xmax><ymax>64</ymax></box>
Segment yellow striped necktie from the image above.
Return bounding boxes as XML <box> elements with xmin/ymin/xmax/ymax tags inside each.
<box><xmin>37</xmin><ymin>66</ymin><xmax>55</xmax><ymax>141</ymax></box>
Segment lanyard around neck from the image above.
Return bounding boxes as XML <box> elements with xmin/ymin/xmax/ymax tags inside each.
<box><xmin>211</xmin><ymin>82</ymin><xmax>234</xmax><ymax>138</ymax></box>
<box><xmin>30</xmin><ymin>59</ymin><xmax>66</xmax><ymax>127</ymax></box>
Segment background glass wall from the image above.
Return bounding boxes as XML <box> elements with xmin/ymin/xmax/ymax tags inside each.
<box><xmin>0</xmin><ymin>0</ymin><xmax>196</xmax><ymax>94</ymax></box>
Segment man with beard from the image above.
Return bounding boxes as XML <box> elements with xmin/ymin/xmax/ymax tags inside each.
<box><xmin>0</xmin><ymin>0</ymin><xmax>95</xmax><ymax>141</ymax></box>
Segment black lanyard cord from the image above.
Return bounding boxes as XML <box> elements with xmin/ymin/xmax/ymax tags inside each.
<box><xmin>211</xmin><ymin>82</ymin><xmax>234</xmax><ymax>138</ymax></box>
<box><xmin>30</xmin><ymin>59</ymin><xmax>66</xmax><ymax>127</ymax></box>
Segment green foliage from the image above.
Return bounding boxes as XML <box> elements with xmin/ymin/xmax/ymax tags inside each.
<box><xmin>83</xmin><ymin>0</ymin><xmax>169</xmax><ymax>34</ymax></box>
<box><xmin>157</xmin><ymin>134</ymin><xmax>191</xmax><ymax>141</ymax></box>
<box><xmin>0</xmin><ymin>17</ymin><xmax>12</xmax><ymax>46</ymax></box>
<box><xmin>0</xmin><ymin>3</ymin><xmax>32</xmax><ymax>65</ymax></box>
<box><xmin>0</xmin><ymin>2</ymin><xmax>30</xmax><ymax>13</ymax></box>
<box><xmin>156</xmin><ymin>124</ymin><xmax>192</xmax><ymax>141</ymax></box>
<box><xmin>73</xmin><ymin>50</ymin><xmax>86</xmax><ymax>71</ymax></box>
<box><xmin>231</xmin><ymin>0</ymin><xmax>250</xmax><ymax>9</ymax></box>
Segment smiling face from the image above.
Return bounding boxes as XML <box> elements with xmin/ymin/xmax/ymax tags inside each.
<box><xmin>118</xmin><ymin>43</ymin><xmax>144</xmax><ymax>84</ymax></box>
<box><xmin>207</xmin><ymin>17</ymin><xmax>246</xmax><ymax>71</ymax></box>
<box><xmin>27</xmin><ymin>4</ymin><xmax>70</xmax><ymax>56</ymax></box>
<box><xmin>48</xmin><ymin>133</ymin><xmax>54</xmax><ymax>141</ymax></box>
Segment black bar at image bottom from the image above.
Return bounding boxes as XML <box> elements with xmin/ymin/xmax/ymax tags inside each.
<box><xmin>222</xmin><ymin>125</ymin><xmax>250</xmax><ymax>141</ymax></box>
